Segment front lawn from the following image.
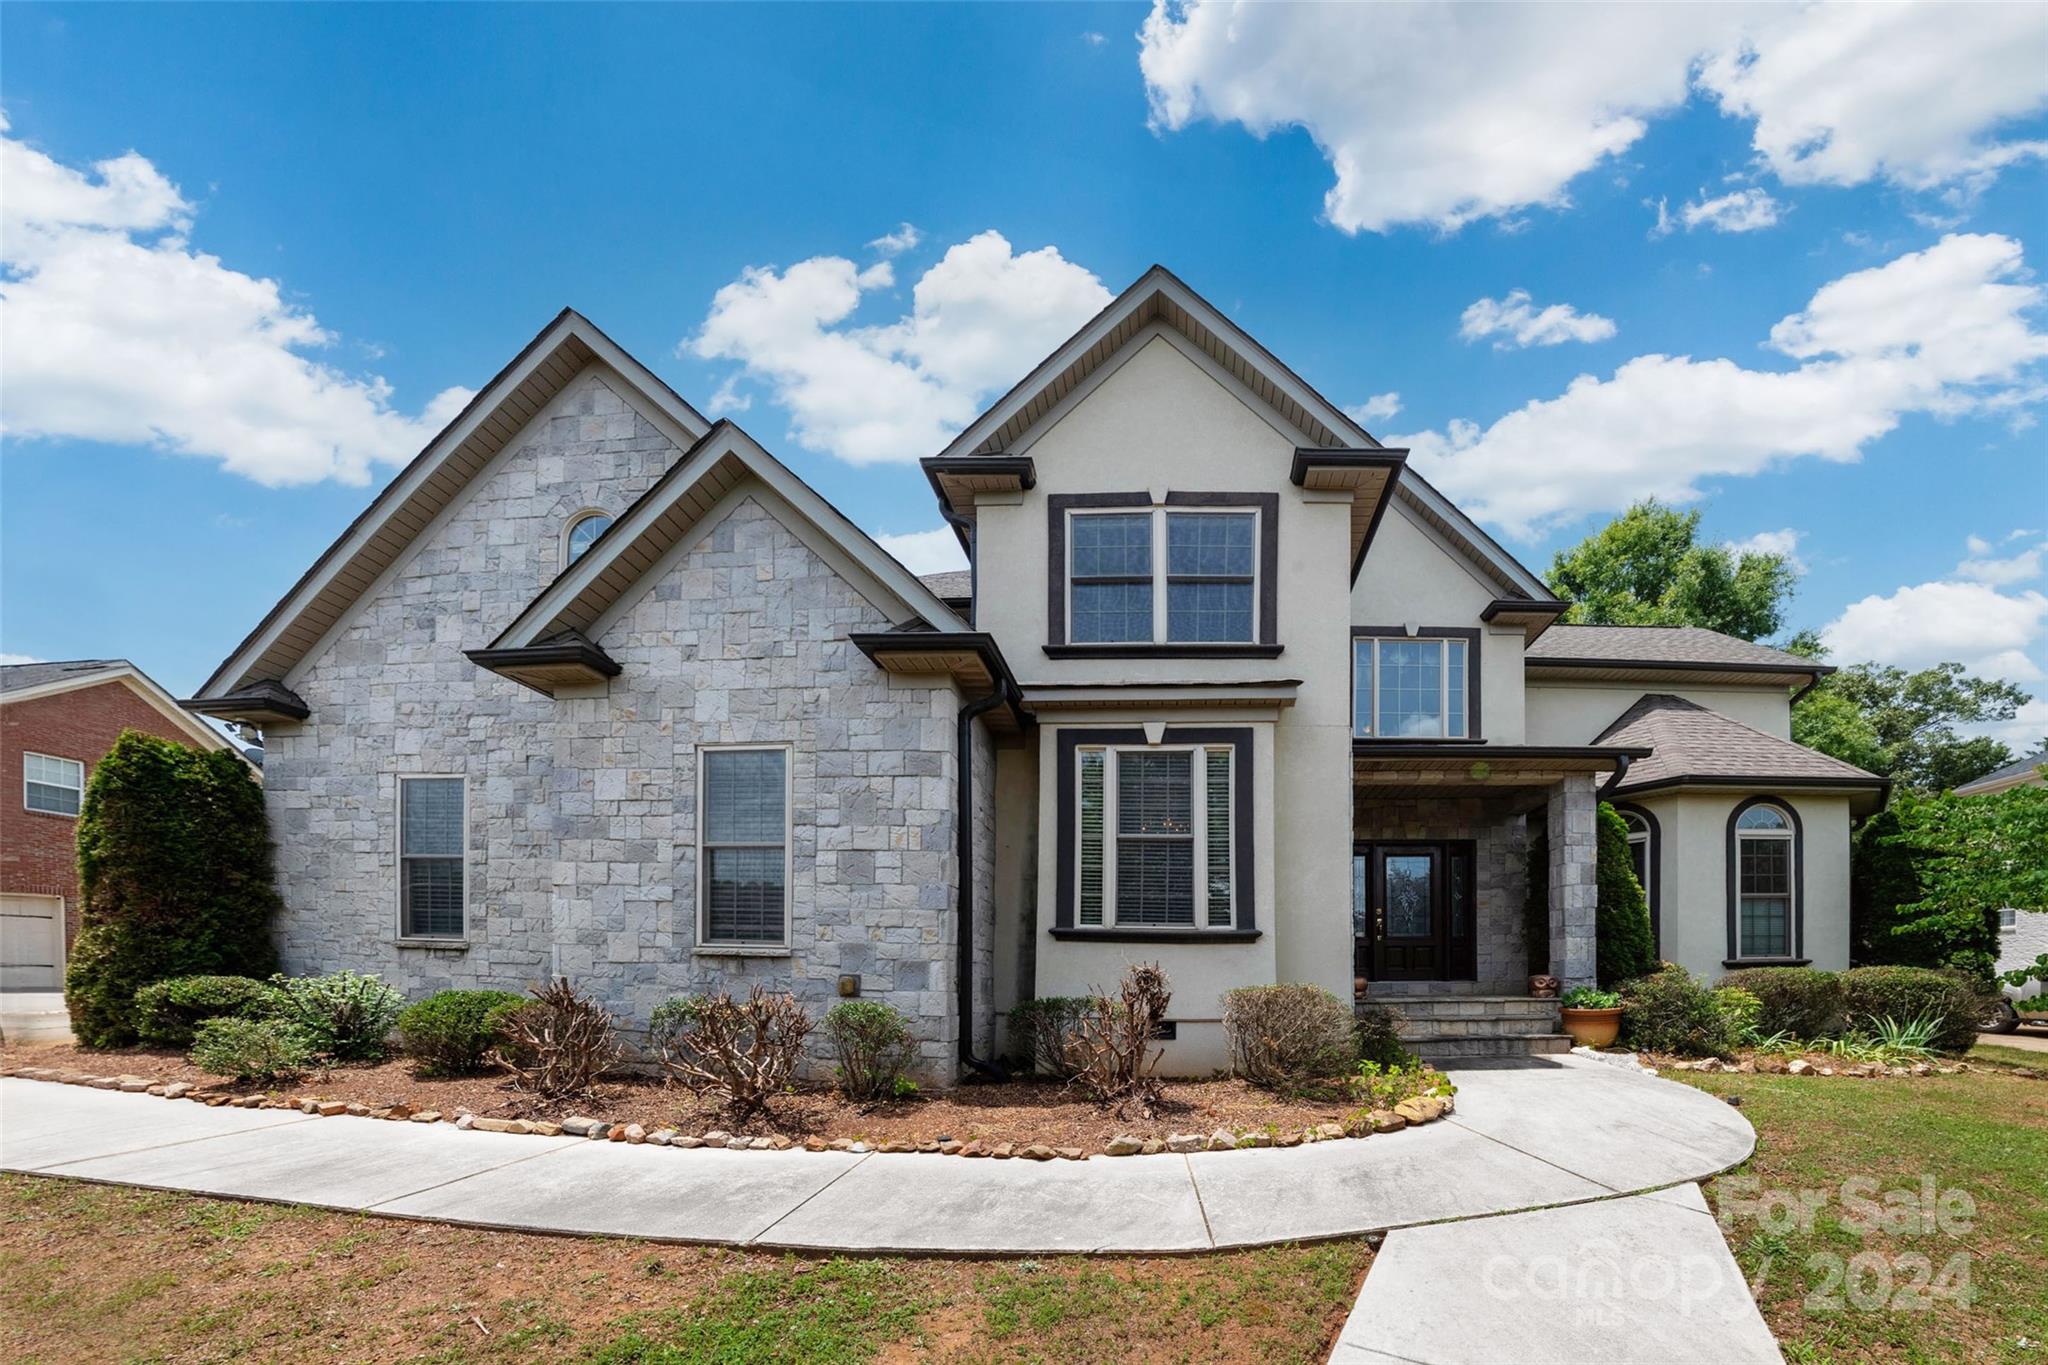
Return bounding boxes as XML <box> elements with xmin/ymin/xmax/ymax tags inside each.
<box><xmin>1676</xmin><ymin>1065</ymin><xmax>2047</xmax><ymax>1363</ymax></box>
<box><xmin>0</xmin><ymin>1175</ymin><xmax>1368</xmax><ymax>1363</ymax></box>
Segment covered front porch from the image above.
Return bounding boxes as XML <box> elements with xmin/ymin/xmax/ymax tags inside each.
<box><xmin>1349</xmin><ymin>742</ymin><xmax>1645</xmax><ymax>1060</ymax></box>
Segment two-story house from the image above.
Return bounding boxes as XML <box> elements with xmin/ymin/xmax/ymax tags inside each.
<box><xmin>189</xmin><ymin>267</ymin><xmax>1886</xmax><ymax>1076</ymax></box>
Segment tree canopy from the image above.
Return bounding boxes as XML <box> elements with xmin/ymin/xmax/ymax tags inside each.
<box><xmin>1794</xmin><ymin>657</ymin><xmax>2030</xmax><ymax>793</ymax></box>
<box><xmin>1860</xmin><ymin>784</ymin><xmax>2048</xmax><ymax>982</ymax></box>
<box><xmin>1545</xmin><ymin>500</ymin><xmax>1797</xmax><ymax>641</ymax></box>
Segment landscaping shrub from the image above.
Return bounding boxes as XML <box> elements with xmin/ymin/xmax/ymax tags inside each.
<box><xmin>822</xmin><ymin>999</ymin><xmax>917</xmax><ymax>1101</ymax></box>
<box><xmin>1064</xmin><ymin>963</ymin><xmax>1171</xmax><ymax>1118</ymax></box>
<box><xmin>1712</xmin><ymin>986</ymin><xmax>1763</xmax><ymax>1044</ymax></box>
<box><xmin>496</xmin><ymin>979</ymin><xmax>622</xmax><ymax>1099</ymax></box>
<box><xmin>1838</xmin><ymin>966</ymin><xmax>1990</xmax><ymax>1054</ymax></box>
<box><xmin>397</xmin><ymin>989</ymin><xmax>529</xmax><ymax>1075</ymax></box>
<box><xmin>269</xmin><ymin>971</ymin><xmax>405</xmax><ymax>1061</ymax></box>
<box><xmin>1620</xmin><ymin>965</ymin><xmax>1739</xmax><ymax>1057</ymax></box>
<box><xmin>1595</xmin><ymin>804</ymin><xmax>1657</xmax><ymax>989</ymax></box>
<box><xmin>1352</xmin><ymin>1002</ymin><xmax>1415</xmax><ymax>1069</ymax></box>
<box><xmin>189</xmin><ymin>1016</ymin><xmax>310</xmax><ymax>1082</ymax></box>
<box><xmin>652</xmin><ymin>987</ymin><xmax>811</xmax><ymax>1119</ymax></box>
<box><xmin>1006</xmin><ymin>997</ymin><xmax>1088</xmax><ymax>1079</ymax></box>
<box><xmin>1221</xmin><ymin>984</ymin><xmax>1356</xmax><ymax>1090</ymax></box>
<box><xmin>64</xmin><ymin>732</ymin><xmax>281</xmax><ymax>1047</ymax></box>
<box><xmin>1347</xmin><ymin>1060</ymin><xmax>1455</xmax><ymax>1111</ymax></box>
<box><xmin>1717</xmin><ymin>967</ymin><xmax>1845</xmax><ymax>1040</ymax></box>
<box><xmin>132</xmin><ymin>974</ymin><xmax>280</xmax><ymax>1048</ymax></box>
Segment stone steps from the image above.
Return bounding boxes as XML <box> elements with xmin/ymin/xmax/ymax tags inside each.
<box><xmin>1365</xmin><ymin>994</ymin><xmax>1568</xmax><ymax>1063</ymax></box>
<box><xmin>1408</xmin><ymin>1033</ymin><xmax>1574</xmax><ymax>1062</ymax></box>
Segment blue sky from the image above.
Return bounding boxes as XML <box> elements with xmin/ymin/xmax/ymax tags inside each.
<box><xmin>2</xmin><ymin>3</ymin><xmax>2045</xmax><ymax>741</ymax></box>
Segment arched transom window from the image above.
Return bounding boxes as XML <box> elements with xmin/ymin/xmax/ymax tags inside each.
<box><xmin>565</xmin><ymin>511</ymin><xmax>613</xmax><ymax>566</ymax></box>
<box><xmin>1621</xmin><ymin>809</ymin><xmax>1652</xmax><ymax>905</ymax></box>
<box><xmin>1734</xmin><ymin>802</ymin><xmax>1796</xmax><ymax>959</ymax></box>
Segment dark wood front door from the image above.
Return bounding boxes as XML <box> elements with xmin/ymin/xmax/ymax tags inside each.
<box><xmin>1355</xmin><ymin>842</ymin><xmax>1476</xmax><ymax>982</ymax></box>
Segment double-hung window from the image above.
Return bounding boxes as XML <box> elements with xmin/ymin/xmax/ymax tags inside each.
<box><xmin>699</xmin><ymin>746</ymin><xmax>790</xmax><ymax>947</ymax></box>
<box><xmin>1068</xmin><ymin>508</ymin><xmax>1258</xmax><ymax>644</ymax></box>
<box><xmin>1353</xmin><ymin>635</ymin><xmax>1471</xmax><ymax>738</ymax></box>
<box><xmin>23</xmin><ymin>753</ymin><xmax>85</xmax><ymax>816</ymax></box>
<box><xmin>1076</xmin><ymin>742</ymin><xmax>1237</xmax><ymax>929</ymax></box>
<box><xmin>1734</xmin><ymin>802</ymin><xmax>1795</xmax><ymax>959</ymax></box>
<box><xmin>399</xmin><ymin>776</ymin><xmax>466</xmax><ymax>938</ymax></box>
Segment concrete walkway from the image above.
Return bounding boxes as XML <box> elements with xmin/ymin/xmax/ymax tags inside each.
<box><xmin>0</xmin><ymin>1053</ymin><xmax>1753</xmax><ymax>1254</ymax></box>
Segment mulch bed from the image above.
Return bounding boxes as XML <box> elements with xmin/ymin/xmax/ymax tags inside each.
<box><xmin>1</xmin><ymin>1040</ymin><xmax>1364</xmax><ymax>1148</ymax></box>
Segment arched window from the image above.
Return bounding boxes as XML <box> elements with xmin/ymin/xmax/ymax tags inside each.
<box><xmin>564</xmin><ymin>511</ymin><xmax>612</xmax><ymax>566</ymax></box>
<box><xmin>1615</xmin><ymin>804</ymin><xmax>1660</xmax><ymax>953</ymax></box>
<box><xmin>1729</xmin><ymin>799</ymin><xmax>1800</xmax><ymax>961</ymax></box>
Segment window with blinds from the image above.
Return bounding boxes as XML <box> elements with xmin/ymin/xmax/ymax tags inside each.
<box><xmin>700</xmin><ymin>747</ymin><xmax>790</xmax><ymax>946</ymax></box>
<box><xmin>399</xmin><ymin>776</ymin><xmax>465</xmax><ymax>938</ymax></box>
<box><xmin>1074</xmin><ymin>744</ymin><xmax>1237</xmax><ymax>930</ymax></box>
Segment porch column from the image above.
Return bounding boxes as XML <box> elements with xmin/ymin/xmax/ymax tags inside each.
<box><xmin>1546</xmin><ymin>774</ymin><xmax>1598</xmax><ymax>992</ymax></box>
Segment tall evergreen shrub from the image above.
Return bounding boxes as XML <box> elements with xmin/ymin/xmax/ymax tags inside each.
<box><xmin>64</xmin><ymin>731</ymin><xmax>281</xmax><ymax>1047</ymax></box>
<box><xmin>1595</xmin><ymin>803</ymin><xmax>1657</xmax><ymax>989</ymax></box>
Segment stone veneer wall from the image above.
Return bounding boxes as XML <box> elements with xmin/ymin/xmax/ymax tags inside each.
<box><xmin>1352</xmin><ymin>796</ymin><xmax>1530</xmax><ymax>993</ymax></box>
<box><xmin>263</xmin><ymin>370</ymin><xmax>986</xmax><ymax>1080</ymax></box>
<box><xmin>1545</xmin><ymin>775</ymin><xmax>1599</xmax><ymax>991</ymax></box>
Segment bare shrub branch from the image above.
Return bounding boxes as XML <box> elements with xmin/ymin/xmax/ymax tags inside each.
<box><xmin>651</xmin><ymin>987</ymin><xmax>813</xmax><ymax>1121</ymax></box>
<box><xmin>493</xmin><ymin>978</ymin><xmax>621</xmax><ymax>1100</ymax></box>
<box><xmin>1063</xmin><ymin>963</ymin><xmax>1171</xmax><ymax>1119</ymax></box>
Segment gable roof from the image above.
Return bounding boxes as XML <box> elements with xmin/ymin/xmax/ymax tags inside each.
<box><xmin>1</xmin><ymin>659</ymin><xmax>246</xmax><ymax>757</ymax></box>
<box><xmin>195</xmin><ymin>309</ymin><xmax>711</xmax><ymax>700</ymax></box>
<box><xmin>1954</xmin><ymin>750</ymin><xmax>2047</xmax><ymax>796</ymax></box>
<box><xmin>1526</xmin><ymin>624</ymin><xmax>1830</xmax><ymax>689</ymax></box>
<box><xmin>1596</xmin><ymin>693</ymin><xmax>1885</xmax><ymax>810</ymax></box>
<box><xmin>473</xmin><ymin>420</ymin><xmax>972</xmax><ymax>694</ymax></box>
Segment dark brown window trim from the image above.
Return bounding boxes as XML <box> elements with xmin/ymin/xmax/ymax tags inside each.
<box><xmin>1612</xmin><ymin>801</ymin><xmax>1661</xmax><ymax>954</ymax></box>
<box><xmin>1722</xmin><ymin>958</ymin><xmax>1813</xmax><ymax>969</ymax></box>
<box><xmin>1047</xmin><ymin>492</ymin><xmax>1279</xmax><ymax>650</ymax></box>
<box><xmin>1051</xmin><ymin>928</ymin><xmax>1263</xmax><ymax>944</ymax></box>
<box><xmin>1053</xmin><ymin>725</ymin><xmax>1256</xmax><ymax>933</ymax></box>
<box><xmin>1725</xmin><ymin>796</ymin><xmax>1804</xmax><ymax>964</ymax></box>
<box><xmin>1350</xmin><ymin>626</ymin><xmax>1483</xmax><ymax>740</ymax></box>
<box><xmin>1043</xmin><ymin>643</ymin><xmax>1285</xmax><ymax>660</ymax></box>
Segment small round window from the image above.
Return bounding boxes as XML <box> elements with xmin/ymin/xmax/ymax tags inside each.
<box><xmin>566</xmin><ymin>512</ymin><xmax>612</xmax><ymax>565</ymax></box>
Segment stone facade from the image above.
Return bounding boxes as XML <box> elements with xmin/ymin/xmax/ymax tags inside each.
<box><xmin>262</xmin><ymin>370</ymin><xmax>986</xmax><ymax>1079</ymax></box>
<box><xmin>1545</xmin><ymin>775</ymin><xmax>1599</xmax><ymax>991</ymax></box>
<box><xmin>1353</xmin><ymin>796</ymin><xmax>1530</xmax><ymax>994</ymax></box>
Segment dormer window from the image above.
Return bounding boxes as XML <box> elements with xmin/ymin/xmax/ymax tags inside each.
<box><xmin>1050</xmin><ymin>494</ymin><xmax>1278</xmax><ymax>653</ymax></box>
<box><xmin>565</xmin><ymin>511</ymin><xmax>613</xmax><ymax>567</ymax></box>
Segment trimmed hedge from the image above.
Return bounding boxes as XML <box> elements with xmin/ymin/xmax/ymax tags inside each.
<box><xmin>1221</xmin><ymin>984</ymin><xmax>1356</xmax><ymax>1089</ymax></box>
<box><xmin>269</xmin><ymin>971</ymin><xmax>405</xmax><ymax>1062</ymax></box>
<box><xmin>397</xmin><ymin>989</ymin><xmax>528</xmax><ymax>1075</ymax></box>
<box><xmin>132</xmin><ymin>975</ymin><xmax>280</xmax><ymax>1048</ymax></box>
<box><xmin>1717</xmin><ymin>967</ymin><xmax>1845</xmax><ymax>1040</ymax></box>
<box><xmin>189</xmin><ymin>1017</ymin><xmax>309</xmax><ymax>1082</ymax></box>
<box><xmin>1621</xmin><ymin>965</ymin><xmax>1740</xmax><ymax>1058</ymax></box>
<box><xmin>1839</xmin><ymin>966</ymin><xmax>1989</xmax><ymax>1054</ymax></box>
<box><xmin>822</xmin><ymin>999</ymin><xmax>917</xmax><ymax>1100</ymax></box>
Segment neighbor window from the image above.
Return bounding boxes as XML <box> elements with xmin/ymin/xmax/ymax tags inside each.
<box><xmin>1998</xmin><ymin>907</ymin><xmax>2018</xmax><ymax>931</ymax></box>
<box><xmin>1353</xmin><ymin>636</ymin><xmax>1471</xmax><ymax>738</ymax></box>
<box><xmin>23</xmin><ymin>753</ymin><xmax>84</xmax><ymax>816</ymax></box>
<box><xmin>699</xmin><ymin>746</ymin><xmax>790</xmax><ymax>946</ymax></box>
<box><xmin>1067</xmin><ymin>508</ymin><xmax>1257</xmax><ymax>644</ymax></box>
<box><xmin>565</xmin><ymin>511</ymin><xmax>613</xmax><ymax>566</ymax></box>
<box><xmin>399</xmin><ymin>776</ymin><xmax>465</xmax><ymax>938</ymax></box>
<box><xmin>1075</xmin><ymin>743</ymin><xmax>1237</xmax><ymax>929</ymax></box>
<box><xmin>1734</xmin><ymin>802</ymin><xmax>1795</xmax><ymax>959</ymax></box>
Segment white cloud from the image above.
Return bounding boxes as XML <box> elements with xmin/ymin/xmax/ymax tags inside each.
<box><xmin>1725</xmin><ymin>527</ymin><xmax>1806</xmax><ymax>573</ymax></box>
<box><xmin>1397</xmin><ymin>233</ymin><xmax>2048</xmax><ymax>536</ymax></box>
<box><xmin>1977</xmin><ymin>694</ymin><xmax>2048</xmax><ymax>750</ymax></box>
<box><xmin>1957</xmin><ymin>536</ymin><xmax>2047</xmax><ymax>587</ymax></box>
<box><xmin>1459</xmin><ymin>290</ymin><xmax>1617</xmax><ymax>349</ymax></box>
<box><xmin>874</xmin><ymin>527</ymin><xmax>970</xmax><ymax>575</ymax></box>
<box><xmin>690</xmin><ymin>231</ymin><xmax>1112</xmax><ymax>464</ymax></box>
<box><xmin>705</xmin><ymin>374</ymin><xmax>752</xmax><ymax>416</ymax></box>
<box><xmin>0</xmin><ymin>114</ymin><xmax>473</xmax><ymax>486</ymax></box>
<box><xmin>1345</xmin><ymin>392</ymin><xmax>1402</xmax><ymax>424</ymax></box>
<box><xmin>1822</xmin><ymin>580</ymin><xmax>2048</xmax><ymax>683</ymax></box>
<box><xmin>1676</xmin><ymin>187</ymin><xmax>1782</xmax><ymax>235</ymax></box>
<box><xmin>867</xmin><ymin>223</ymin><xmax>923</xmax><ymax>257</ymax></box>
<box><xmin>0</xmin><ymin>653</ymin><xmax>44</xmax><ymax>666</ymax></box>
<box><xmin>1083</xmin><ymin>31</ymin><xmax>1107</xmax><ymax>48</ymax></box>
<box><xmin>1137</xmin><ymin>1</ymin><xmax>2048</xmax><ymax>234</ymax></box>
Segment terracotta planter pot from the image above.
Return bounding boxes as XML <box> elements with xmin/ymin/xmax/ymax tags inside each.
<box><xmin>1560</xmin><ymin>1006</ymin><xmax>1623</xmax><ymax>1048</ymax></box>
<box><xmin>1527</xmin><ymin>975</ymin><xmax>1560</xmax><ymax>999</ymax></box>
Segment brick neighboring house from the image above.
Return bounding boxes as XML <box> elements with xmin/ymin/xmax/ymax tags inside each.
<box><xmin>0</xmin><ymin>659</ymin><xmax>252</xmax><ymax>991</ymax></box>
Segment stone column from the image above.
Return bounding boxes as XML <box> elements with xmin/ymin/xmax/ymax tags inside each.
<box><xmin>1546</xmin><ymin>774</ymin><xmax>1598</xmax><ymax>991</ymax></box>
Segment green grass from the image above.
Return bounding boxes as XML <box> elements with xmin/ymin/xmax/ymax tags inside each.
<box><xmin>1677</xmin><ymin>1066</ymin><xmax>2048</xmax><ymax>1363</ymax></box>
<box><xmin>586</xmin><ymin>1260</ymin><xmax>933</xmax><ymax>1364</ymax></box>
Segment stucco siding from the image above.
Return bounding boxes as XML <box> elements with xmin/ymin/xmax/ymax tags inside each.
<box><xmin>1526</xmin><ymin>680</ymin><xmax>1794</xmax><ymax>745</ymax></box>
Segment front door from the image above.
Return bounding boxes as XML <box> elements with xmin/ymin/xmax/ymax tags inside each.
<box><xmin>1354</xmin><ymin>843</ymin><xmax>1476</xmax><ymax>983</ymax></box>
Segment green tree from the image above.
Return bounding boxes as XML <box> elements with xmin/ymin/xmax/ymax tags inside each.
<box><xmin>1867</xmin><ymin>785</ymin><xmax>2048</xmax><ymax>983</ymax></box>
<box><xmin>1546</xmin><ymin>500</ymin><xmax>1798</xmax><ymax>641</ymax></box>
<box><xmin>64</xmin><ymin>731</ymin><xmax>282</xmax><ymax>1047</ymax></box>
<box><xmin>1595</xmin><ymin>804</ymin><xmax>1657</xmax><ymax>988</ymax></box>
<box><xmin>1795</xmin><ymin>660</ymin><xmax>2029</xmax><ymax>792</ymax></box>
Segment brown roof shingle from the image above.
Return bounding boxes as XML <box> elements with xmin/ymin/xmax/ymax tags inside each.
<box><xmin>1527</xmin><ymin>625</ymin><xmax>1818</xmax><ymax>670</ymax></box>
<box><xmin>1597</xmin><ymin>693</ymin><xmax>1884</xmax><ymax>794</ymax></box>
<box><xmin>918</xmin><ymin>570</ymin><xmax>973</xmax><ymax>601</ymax></box>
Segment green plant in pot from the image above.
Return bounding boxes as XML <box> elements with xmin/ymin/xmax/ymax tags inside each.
<box><xmin>1559</xmin><ymin>986</ymin><xmax>1624</xmax><ymax>1048</ymax></box>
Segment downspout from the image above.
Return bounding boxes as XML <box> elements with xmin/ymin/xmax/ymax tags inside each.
<box><xmin>1597</xmin><ymin>752</ymin><xmax>1631</xmax><ymax>799</ymax></box>
<box><xmin>956</xmin><ymin>678</ymin><xmax>1018</xmax><ymax>1081</ymax></box>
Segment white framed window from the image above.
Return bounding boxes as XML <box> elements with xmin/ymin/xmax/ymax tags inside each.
<box><xmin>398</xmin><ymin>776</ymin><xmax>466</xmax><ymax>939</ymax></box>
<box><xmin>1353</xmin><ymin>636</ymin><xmax>1471</xmax><ymax>738</ymax></box>
<box><xmin>1998</xmin><ymin>907</ymin><xmax>2018</xmax><ymax>931</ymax></box>
<box><xmin>1075</xmin><ymin>743</ymin><xmax>1237</xmax><ymax>930</ymax></box>
<box><xmin>564</xmin><ymin>510</ymin><xmax>613</xmax><ymax>567</ymax></box>
<box><xmin>1622</xmin><ymin>810</ymin><xmax>1653</xmax><ymax>904</ymax></box>
<box><xmin>1734</xmin><ymin>802</ymin><xmax>1795</xmax><ymax>958</ymax></box>
<box><xmin>1067</xmin><ymin>507</ymin><xmax>1259</xmax><ymax>644</ymax></box>
<box><xmin>698</xmin><ymin>745</ymin><xmax>792</xmax><ymax>947</ymax></box>
<box><xmin>23</xmin><ymin>753</ymin><xmax>85</xmax><ymax>817</ymax></box>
